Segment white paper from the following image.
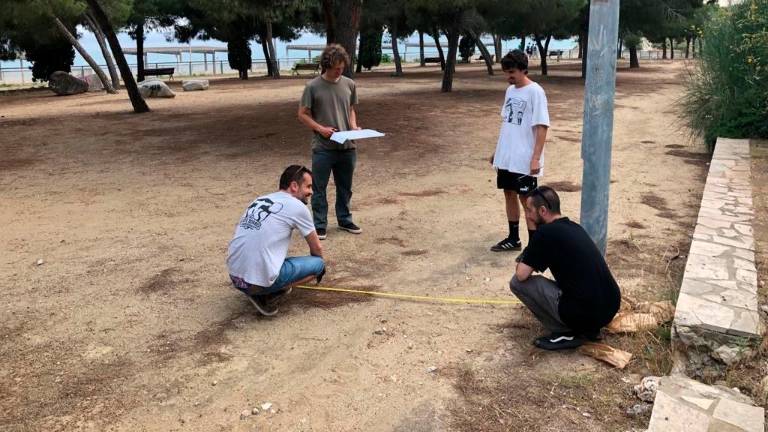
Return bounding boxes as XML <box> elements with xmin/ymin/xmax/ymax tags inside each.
<box><xmin>330</xmin><ymin>129</ymin><xmax>385</xmax><ymax>144</ymax></box>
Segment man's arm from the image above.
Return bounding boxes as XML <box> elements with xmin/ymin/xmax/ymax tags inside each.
<box><xmin>298</xmin><ymin>106</ymin><xmax>336</xmax><ymax>139</ymax></box>
<box><xmin>530</xmin><ymin>124</ymin><xmax>548</xmax><ymax>175</ymax></box>
<box><xmin>349</xmin><ymin>105</ymin><xmax>361</xmax><ymax>130</ymax></box>
<box><xmin>305</xmin><ymin>231</ymin><xmax>324</xmax><ymax>258</ymax></box>
<box><xmin>515</xmin><ymin>261</ymin><xmax>534</xmax><ymax>281</ymax></box>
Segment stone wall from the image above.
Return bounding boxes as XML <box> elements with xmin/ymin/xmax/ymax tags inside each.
<box><xmin>647</xmin><ymin>138</ymin><xmax>764</xmax><ymax>431</ymax></box>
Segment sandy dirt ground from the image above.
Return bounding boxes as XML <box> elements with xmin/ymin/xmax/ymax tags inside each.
<box><xmin>1</xmin><ymin>61</ymin><xmax>713</xmax><ymax>431</ymax></box>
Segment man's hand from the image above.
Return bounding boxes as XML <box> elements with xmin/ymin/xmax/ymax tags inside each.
<box><xmin>317</xmin><ymin>125</ymin><xmax>338</xmax><ymax>139</ymax></box>
<box><xmin>530</xmin><ymin>158</ymin><xmax>541</xmax><ymax>175</ymax></box>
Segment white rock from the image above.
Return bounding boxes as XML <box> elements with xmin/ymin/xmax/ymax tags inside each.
<box><xmin>626</xmin><ymin>403</ymin><xmax>652</xmax><ymax>416</ymax></box>
<box><xmin>35</xmin><ymin>259</ymin><xmax>44</xmax><ymax>266</ymax></box>
<box><xmin>138</xmin><ymin>79</ymin><xmax>175</xmax><ymax>98</ymax></box>
<box><xmin>240</xmin><ymin>410</ymin><xmax>250</xmax><ymax>420</ymax></box>
<box><xmin>426</xmin><ymin>366</ymin><xmax>438</xmax><ymax>373</ymax></box>
<box><xmin>251</xmin><ymin>407</ymin><xmax>260</xmax><ymax>415</ymax></box>
<box><xmin>211</xmin><ymin>380</ymin><xmax>218</xmax><ymax>386</ymax></box>
<box><xmin>633</xmin><ymin>376</ymin><xmax>660</xmax><ymax>402</ymax></box>
<box><xmin>182</xmin><ymin>79</ymin><xmax>209</xmax><ymax>91</ymax></box>
<box><xmin>261</xmin><ymin>402</ymin><xmax>273</xmax><ymax>411</ymax></box>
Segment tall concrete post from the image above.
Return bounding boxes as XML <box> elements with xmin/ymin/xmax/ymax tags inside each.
<box><xmin>580</xmin><ymin>0</ymin><xmax>620</xmax><ymax>255</ymax></box>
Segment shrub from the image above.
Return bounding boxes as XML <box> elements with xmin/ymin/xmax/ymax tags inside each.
<box><xmin>680</xmin><ymin>0</ymin><xmax>768</xmax><ymax>149</ymax></box>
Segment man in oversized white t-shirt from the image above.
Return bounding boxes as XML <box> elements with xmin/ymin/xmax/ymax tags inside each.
<box><xmin>489</xmin><ymin>49</ymin><xmax>550</xmax><ymax>253</ymax></box>
<box><xmin>227</xmin><ymin>165</ymin><xmax>325</xmax><ymax>316</ymax></box>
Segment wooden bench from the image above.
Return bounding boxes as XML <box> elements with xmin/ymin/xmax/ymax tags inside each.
<box><xmin>142</xmin><ymin>67</ymin><xmax>175</xmax><ymax>80</ymax></box>
<box><xmin>292</xmin><ymin>63</ymin><xmax>320</xmax><ymax>76</ymax></box>
<box><xmin>548</xmin><ymin>50</ymin><xmax>564</xmax><ymax>59</ymax></box>
<box><xmin>424</xmin><ymin>57</ymin><xmax>442</xmax><ymax>64</ymax></box>
<box><xmin>476</xmin><ymin>54</ymin><xmax>495</xmax><ymax>63</ymax></box>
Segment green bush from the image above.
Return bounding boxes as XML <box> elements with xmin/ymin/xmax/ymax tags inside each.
<box><xmin>381</xmin><ymin>53</ymin><xmax>392</xmax><ymax>63</ymax></box>
<box><xmin>680</xmin><ymin>0</ymin><xmax>768</xmax><ymax>149</ymax></box>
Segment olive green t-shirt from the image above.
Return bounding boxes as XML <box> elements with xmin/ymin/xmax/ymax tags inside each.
<box><xmin>300</xmin><ymin>75</ymin><xmax>358</xmax><ymax>150</ymax></box>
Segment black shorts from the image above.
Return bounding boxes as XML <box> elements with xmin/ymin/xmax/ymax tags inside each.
<box><xmin>496</xmin><ymin>169</ymin><xmax>537</xmax><ymax>194</ymax></box>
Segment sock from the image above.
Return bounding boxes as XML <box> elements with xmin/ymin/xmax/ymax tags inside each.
<box><xmin>508</xmin><ymin>221</ymin><xmax>520</xmax><ymax>243</ymax></box>
<box><xmin>528</xmin><ymin>229</ymin><xmax>536</xmax><ymax>243</ymax></box>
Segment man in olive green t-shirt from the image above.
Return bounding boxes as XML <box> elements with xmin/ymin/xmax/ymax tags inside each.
<box><xmin>297</xmin><ymin>44</ymin><xmax>362</xmax><ymax>240</ymax></box>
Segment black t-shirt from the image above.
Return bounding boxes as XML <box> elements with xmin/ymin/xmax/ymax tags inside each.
<box><xmin>521</xmin><ymin>217</ymin><xmax>621</xmax><ymax>332</ymax></box>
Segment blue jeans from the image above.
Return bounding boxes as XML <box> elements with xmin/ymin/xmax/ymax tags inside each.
<box><xmin>311</xmin><ymin>149</ymin><xmax>356</xmax><ymax>229</ymax></box>
<box><xmin>230</xmin><ymin>256</ymin><xmax>325</xmax><ymax>296</ymax></box>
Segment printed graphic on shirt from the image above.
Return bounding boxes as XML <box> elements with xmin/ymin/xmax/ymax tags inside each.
<box><xmin>503</xmin><ymin>97</ymin><xmax>527</xmax><ymax>125</ymax></box>
<box><xmin>239</xmin><ymin>198</ymin><xmax>284</xmax><ymax>230</ymax></box>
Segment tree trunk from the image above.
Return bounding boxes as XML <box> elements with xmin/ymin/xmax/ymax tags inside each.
<box><xmin>617</xmin><ymin>36</ymin><xmax>622</xmax><ymax>59</ymax></box>
<box><xmin>419</xmin><ymin>30</ymin><xmax>425</xmax><ymax>67</ymax></box>
<box><xmin>669</xmin><ymin>37</ymin><xmax>674</xmax><ymax>59</ymax></box>
<box><xmin>135</xmin><ymin>20</ymin><xmax>145</xmax><ymax>82</ymax></box>
<box><xmin>662</xmin><ymin>40</ymin><xmax>667</xmax><ymax>59</ymax></box>
<box><xmin>85</xmin><ymin>12</ymin><xmax>119</xmax><ymax>89</ymax></box>
<box><xmin>266</xmin><ymin>21</ymin><xmax>280</xmax><ymax>78</ymax></box>
<box><xmin>441</xmin><ymin>30</ymin><xmax>459</xmax><ymax>92</ymax></box>
<box><xmin>432</xmin><ymin>28</ymin><xmax>446</xmax><ymax>71</ymax></box>
<box><xmin>470</xmin><ymin>30</ymin><xmax>493</xmax><ymax>75</ymax></box>
<box><xmin>261</xmin><ymin>37</ymin><xmax>273</xmax><ymax>76</ymax></box>
<box><xmin>629</xmin><ymin>45</ymin><xmax>639</xmax><ymax>68</ymax></box>
<box><xmin>324</xmin><ymin>0</ymin><xmax>362</xmax><ymax>77</ymax></box>
<box><xmin>692</xmin><ymin>36</ymin><xmax>696</xmax><ymax>58</ymax></box>
<box><xmin>578</xmin><ymin>35</ymin><xmax>583</xmax><ymax>59</ymax></box>
<box><xmin>356</xmin><ymin>33</ymin><xmax>364</xmax><ymax>73</ymax></box>
<box><xmin>85</xmin><ymin>0</ymin><xmax>149</xmax><ymax>113</ymax></box>
<box><xmin>322</xmin><ymin>0</ymin><xmax>336</xmax><ymax>43</ymax></box>
<box><xmin>390</xmin><ymin>24</ymin><xmax>403</xmax><ymax>76</ymax></box>
<box><xmin>53</xmin><ymin>16</ymin><xmax>116</xmax><ymax>94</ymax></box>
<box><xmin>535</xmin><ymin>35</ymin><xmax>550</xmax><ymax>76</ymax></box>
<box><xmin>519</xmin><ymin>35</ymin><xmax>525</xmax><ymax>50</ymax></box>
<box><xmin>698</xmin><ymin>38</ymin><xmax>702</xmax><ymax>56</ymax></box>
<box><xmin>493</xmin><ymin>34</ymin><xmax>502</xmax><ymax>64</ymax></box>
<box><xmin>685</xmin><ymin>36</ymin><xmax>690</xmax><ymax>58</ymax></box>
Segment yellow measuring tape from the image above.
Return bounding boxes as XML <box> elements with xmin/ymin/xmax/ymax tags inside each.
<box><xmin>296</xmin><ymin>284</ymin><xmax>522</xmax><ymax>305</ymax></box>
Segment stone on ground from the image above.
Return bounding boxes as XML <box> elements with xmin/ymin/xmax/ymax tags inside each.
<box><xmin>182</xmin><ymin>79</ymin><xmax>209</xmax><ymax>91</ymax></box>
<box><xmin>48</xmin><ymin>71</ymin><xmax>88</xmax><ymax>96</ymax></box>
<box><xmin>82</xmin><ymin>74</ymin><xmax>104</xmax><ymax>92</ymax></box>
<box><xmin>138</xmin><ymin>80</ymin><xmax>175</xmax><ymax>98</ymax></box>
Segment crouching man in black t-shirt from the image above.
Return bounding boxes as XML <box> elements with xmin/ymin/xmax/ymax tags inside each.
<box><xmin>511</xmin><ymin>186</ymin><xmax>621</xmax><ymax>350</ymax></box>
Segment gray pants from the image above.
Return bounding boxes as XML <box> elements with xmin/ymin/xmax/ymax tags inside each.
<box><xmin>510</xmin><ymin>275</ymin><xmax>571</xmax><ymax>333</ymax></box>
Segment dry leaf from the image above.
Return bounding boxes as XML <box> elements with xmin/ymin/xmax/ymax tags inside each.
<box><xmin>579</xmin><ymin>342</ymin><xmax>633</xmax><ymax>369</ymax></box>
<box><xmin>605</xmin><ymin>312</ymin><xmax>658</xmax><ymax>333</ymax></box>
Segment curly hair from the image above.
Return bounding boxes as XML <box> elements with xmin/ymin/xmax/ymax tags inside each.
<box><xmin>320</xmin><ymin>44</ymin><xmax>350</xmax><ymax>72</ymax></box>
<box><xmin>501</xmin><ymin>49</ymin><xmax>529</xmax><ymax>73</ymax></box>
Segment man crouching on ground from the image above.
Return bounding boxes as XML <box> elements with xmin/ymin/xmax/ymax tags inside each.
<box><xmin>227</xmin><ymin>165</ymin><xmax>325</xmax><ymax>316</ymax></box>
<box><xmin>510</xmin><ymin>186</ymin><xmax>621</xmax><ymax>350</ymax></box>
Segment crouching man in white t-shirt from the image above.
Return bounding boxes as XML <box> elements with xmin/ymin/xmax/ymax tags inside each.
<box><xmin>489</xmin><ymin>49</ymin><xmax>550</xmax><ymax>254</ymax></box>
<box><xmin>227</xmin><ymin>165</ymin><xmax>325</xmax><ymax>316</ymax></box>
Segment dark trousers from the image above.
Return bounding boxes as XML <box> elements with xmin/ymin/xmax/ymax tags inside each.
<box><xmin>311</xmin><ymin>148</ymin><xmax>356</xmax><ymax>229</ymax></box>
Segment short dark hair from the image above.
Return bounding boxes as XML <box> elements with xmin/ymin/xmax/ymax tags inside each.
<box><xmin>320</xmin><ymin>44</ymin><xmax>350</xmax><ymax>72</ymax></box>
<box><xmin>529</xmin><ymin>186</ymin><xmax>561</xmax><ymax>213</ymax></box>
<box><xmin>279</xmin><ymin>165</ymin><xmax>312</xmax><ymax>190</ymax></box>
<box><xmin>501</xmin><ymin>49</ymin><xmax>529</xmax><ymax>73</ymax></box>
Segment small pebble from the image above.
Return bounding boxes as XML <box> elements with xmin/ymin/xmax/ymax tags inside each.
<box><xmin>211</xmin><ymin>380</ymin><xmax>218</xmax><ymax>386</ymax></box>
<box><xmin>251</xmin><ymin>408</ymin><xmax>260</xmax><ymax>415</ymax></box>
<box><xmin>426</xmin><ymin>366</ymin><xmax>438</xmax><ymax>373</ymax></box>
<box><xmin>261</xmin><ymin>402</ymin><xmax>273</xmax><ymax>411</ymax></box>
<box><xmin>240</xmin><ymin>410</ymin><xmax>250</xmax><ymax>420</ymax></box>
<box><xmin>35</xmin><ymin>259</ymin><xmax>44</xmax><ymax>266</ymax></box>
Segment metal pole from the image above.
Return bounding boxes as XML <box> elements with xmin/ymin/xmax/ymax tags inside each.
<box><xmin>579</xmin><ymin>0</ymin><xmax>620</xmax><ymax>255</ymax></box>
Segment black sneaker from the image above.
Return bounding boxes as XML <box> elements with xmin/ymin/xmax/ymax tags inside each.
<box><xmin>247</xmin><ymin>295</ymin><xmax>278</xmax><ymax>316</ymax></box>
<box><xmin>317</xmin><ymin>228</ymin><xmax>327</xmax><ymax>240</ymax></box>
<box><xmin>490</xmin><ymin>238</ymin><xmax>521</xmax><ymax>252</ymax></box>
<box><xmin>533</xmin><ymin>332</ymin><xmax>584</xmax><ymax>350</ymax></box>
<box><xmin>339</xmin><ymin>222</ymin><xmax>362</xmax><ymax>234</ymax></box>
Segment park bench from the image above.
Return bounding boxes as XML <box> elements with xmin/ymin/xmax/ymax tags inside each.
<box><xmin>476</xmin><ymin>54</ymin><xmax>495</xmax><ymax>63</ymax></box>
<box><xmin>292</xmin><ymin>63</ymin><xmax>320</xmax><ymax>76</ymax></box>
<box><xmin>548</xmin><ymin>50</ymin><xmax>564</xmax><ymax>59</ymax></box>
<box><xmin>142</xmin><ymin>67</ymin><xmax>175</xmax><ymax>80</ymax></box>
<box><xmin>424</xmin><ymin>57</ymin><xmax>442</xmax><ymax>64</ymax></box>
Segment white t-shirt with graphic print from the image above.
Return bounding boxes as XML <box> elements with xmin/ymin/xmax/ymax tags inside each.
<box><xmin>493</xmin><ymin>81</ymin><xmax>550</xmax><ymax>176</ymax></box>
<box><xmin>227</xmin><ymin>191</ymin><xmax>315</xmax><ymax>287</ymax></box>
